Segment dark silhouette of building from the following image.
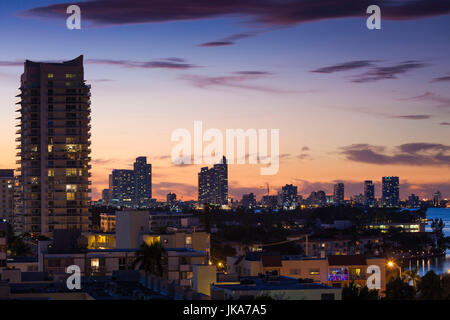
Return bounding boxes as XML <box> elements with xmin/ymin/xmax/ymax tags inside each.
<box><xmin>433</xmin><ymin>191</ymin><xmax>442</xmax><ymax>207</ymax></box>
<box><xmin>133</xmin><ymin>156</ymin><xmax>152</xmax><ymax>207</ymax></box>
<box><xmin>364</xmin><ymin>180</ymin><xmax>375</xmax><ymax>207</ymax></box>
<box><xmin>111</xmin><ymin>169</ymin><xmax>135</xmax><ymax>207</ymax></box>
<box><xmin>280</xmin><ymin>184</ymin><xmax>298</xmax><ymax>209</ymax></box>
<box><xmin>16</xmin><ymin>56</ymin><xmax>91</xmax><ymax>236</ymax></box>
<box><xmin>307</xmin><ymin>190</ymin><xmax>326</xmax><ymax>207</ymax></box>
<box><xmin>198</xmin><ymin>156</ymin><xmax>228</xmax><ymax>206</ymax></box>
<box><xmin>382</xmin><ymin>176</ymin><xmax>399</xmax><ymax>207</ymax></box>
<box><xmin>166</xmin><ymin>193</ymin><xmax>177</xmax><ymax>207</ymax></box>
<box><xmin>0</xmin><ymin>170</ymin><xmax>14</xmax><ymax>223</ymax></box>
<box><xmin>408</xmin><ymin>194</ymin><xmax>419</xmax><ymax>208</ymax></box>
<box><xmin>333</xmin><ymin>183</ymin><xmax>344</xmax><ymax>205</ymax></box>
<box><xmin>261</xmin><ymin>195</ymin><xmax>278</xmax><ymax>209</ymax></box>
<box><xmin>241</xmin><ymin>193</ymin><xmax>256</xmax><ymax>209</ymax></box>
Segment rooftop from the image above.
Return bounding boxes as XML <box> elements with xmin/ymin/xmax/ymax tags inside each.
<box><xmin>213</xmin><ymin>276</ymin><xmax>337</xmax><ymax>292</ymax></box>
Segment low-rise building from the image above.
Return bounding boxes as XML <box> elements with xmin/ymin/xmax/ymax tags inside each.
<box><xmin>165</xmin><ymin>248</ymin><xmax>209</xmax><ymax>287</ymax></box>
<box><xmin>228</xmin><ymin>252</ymin><xmax>386</xmax><ymax>294</ymax></box>
<box><xmin>100</xmin><ymin>212</ymin><xmax>116</xmax><ymax>232</ymax></box>
<box><xmin>143</xmin><ymin>231</ymin><xmax>210</xmax><ymax>257</ymax></box>
<box><xmin>211</xmin><ymin>275</ymin><xmax>342</xmax><ymax>300</ymax></box>
<box><xmin>365</xmin><ymin>222</ymin><xmax>426</xmax><ymax>233</ymax></box>
<box><xmin>0</xmin><ymin>170</ymin><xmax>14</xmax><ymax>223</ymax></box>
<box><xmin>0</xmin><ymin>222</ymin><xmax>7</xmax><ymax>270</ymax></box>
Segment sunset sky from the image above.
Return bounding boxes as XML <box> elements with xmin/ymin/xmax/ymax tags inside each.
<box><xmin>0</xmin><ymin>0</ymin><xmax>449</xmax><ymax>201</ymax></box>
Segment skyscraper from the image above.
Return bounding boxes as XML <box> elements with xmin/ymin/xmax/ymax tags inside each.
<box><xmin>198</xmin><ymin>156</ymin><xmax>228</xmax><ymax>206</ymax></box>
<box><xmin>16</xmin><ymin>56</ymin><xmax>91</xmax><ymax>236</ymax></box>
<box><xmin>333</xmin><ymin>183</ymin><xmax>345</xmax><ymax>205</ymax></box>
<box><xmin>111</xmin><ymin>169</ymin><xmax>135</xmax><ymax>207</ymax></box>
<box><xmin>364</xmin><ymin>180</ymin><xmax>375</xmax><ymax>207</ymax></box>
<box><xmin>280</xmin><ymin>184</ymin><xmax>298</xmax><ymax>209</ymax></box>
<box><xmin>0</xmin><ymin>170</ymin><xmax>14</xmax><ymax>223</ymax></box>
<box><xmin>133</xmin><ymin>156</ymin><xmax>152</xmax><ymax>207</ymax></box>
<box><xmin>241</xmin><ymin>193</ymin><xmax>256</xmax><ymax>209</ymax></box>
<box><xmin>382</xmin><ymin>176</ymin><xmax>399</xmax><ymax>207</ymax></box>
<box><xmin>433</xmin><ymin>191</ymin><xmax>442</xmax><ymax>207</ymax></box>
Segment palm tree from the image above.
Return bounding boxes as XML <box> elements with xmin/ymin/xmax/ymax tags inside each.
<box><xmin>132</xmin><ymin>241</ymin><xmax>166</xmax><ymax>287</ymax></box>
<box><xmin>403</xmin><ymin>269</ymin><xmax>421</xmax><ymax>288</ymax></box>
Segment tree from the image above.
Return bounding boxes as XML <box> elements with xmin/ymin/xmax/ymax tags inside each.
<box><xmin>132</xmin><ymin>241</ymin><xmax>166</xmax><ymax>287</ymax></box>
<box><xmin>385</xmin><ymin>278</ymin><xmax>415</xmax><ymax>300</ymax></box>
<box><xmin>342</xmin><ymin>282</ymin><xmax>378</xmax><ymax>300</ymax></box>
<box><xmin>417</xmin><ymin>270</ymin><xmax>443</xmax><ymax>300</ymax></box>
<box><xmin>7</xmin><ymin>224</ymin><xmax>32</xmax><ymax>256</ymax></box>
<box><xmin>403</xmin><ymin>269</ymin><xmax>421</xmax><ymax>289</ymax></box>
<box><xmin>430</xmin><ymin>218</ymin><xmax>445</xmax><ymax>250</ymax></box>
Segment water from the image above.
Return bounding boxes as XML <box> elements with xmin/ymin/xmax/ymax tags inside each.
<box><xmin>406</xmin><ymin>208</ymin><xmax>450</xmax><ymax>276</ymax></box>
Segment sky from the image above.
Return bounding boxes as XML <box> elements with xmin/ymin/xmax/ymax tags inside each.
<box><xmin>0</xmin><ymin>0</ymin><xmax>449</xmax><ymax>201</ymax></box>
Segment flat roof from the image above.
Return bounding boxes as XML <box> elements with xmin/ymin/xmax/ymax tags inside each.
<box><xmin>213</xmin><ymin>276</ymin><xmax>337</xmax><ymax>291</ymax></box>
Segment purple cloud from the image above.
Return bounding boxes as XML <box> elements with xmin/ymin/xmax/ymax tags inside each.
<box><xmin>179</xmin><ymin>72</ymin><xmax>294</xmax><ymax>93</ymax></box>
<box><xmin>340</xmin><ymin>143</ymin><xmax>450</xmax><ymax>166</ymax></box>
<box><xmin>311</xmin><ymin>60</ymin><xmax>376</xmax><ymax>73</ymax></box>
<box><xmin>431</xmin><ymin>74</ymin><xmax>450</xmax><ymax>82</ymax></box>
<box><xmin>350</xmin><ymin>60</ymin><xmax>429</xmax><ymax>83</ymax></box>
<box><xmin>86</xmin><ymin>58</ymin><xmax>197</xmax><ymax>69</ymax></box>
<box><xmin>18</xmin><ymin>1</ymin><xmax>450</xmax><ymax>28</ymax></box>
<box><xmin>393</xmin><ymin>115</ymin><xmax>432</xmax><ymax>120</ymax></box>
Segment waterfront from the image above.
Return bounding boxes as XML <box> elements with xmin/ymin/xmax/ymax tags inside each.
<box><xmin>407</xmin><ymin>208</ymin><xmax>450</xmax><ymax>276</ymax></box>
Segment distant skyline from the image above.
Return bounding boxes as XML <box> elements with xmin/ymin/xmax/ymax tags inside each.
<box><xmin>0</xmin><ymin>1</ymin><xmax>449</xmax><ymax>201</ymax></box>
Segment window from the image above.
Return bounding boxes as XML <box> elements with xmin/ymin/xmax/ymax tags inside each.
<box><xmin>185</xmin><ymin>236</ymin><xmax>192</xmax><ymax>245</ymax></box>
<box><xmin>66</xmin><ymin>168</ymin><xmax>77</xmax><ymax>176</ymax></box>
<box><xmin>48</xmin><ymin>73</ymin><xmax>54</xmax><ymax>78</ymax></box>
<box><xmin>66</xmin><ymin>192</ymin><xmax>75</xmax><ymax>201</ymax></box>
<box><xmin>48</xmin><ymin>169</ymin><xmax>54</xmax><ymax>177</ymax></box>
<box><xmin>66</xmin><ymin>73</ymin><xmax>77</xmax><ymax>79</ymax></box>
<box><xmin>91</xmin><ymin>258</ymin><xmax>99</xmax><ymax>268</ymax></box>
<box><xmin>66</xmin><ymin>185</ymin><xmax>77</xmax><ymax>192</ymax></box>
<box><xmin>309</xmin><ymin>268</ymin><xmax>320</xmax><ymax>275</ymax></box>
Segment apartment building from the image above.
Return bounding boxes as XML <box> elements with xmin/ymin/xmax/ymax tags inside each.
<box><xmin>228</xmin><ymin>252</ymin><xmax>386</xmax><ymax>293</ymax></box>
<box><xmin>0</xmin><ymin>170</ymin><xmax>14</xmax><ymax>223</ymax></box>
<box><xmin>211</xmin><ymin>275</ymin><xmax>342</xmax><ymax>300</ymax></box>
<box><xmin>16</xmin><ymin>56</ymin><xmax>91</xmax><ymax>236</ymax></box>
<box><xmin>0</xmin><ymin>222</ymin><xmax>7</xmax><ymax>269</ymax></box>
<box><xmin>165</xmin><ymin>248</ymin><xmax>209</xmax><ymax>288</ymax></box>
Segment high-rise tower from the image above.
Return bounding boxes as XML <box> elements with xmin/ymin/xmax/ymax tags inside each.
<box><xmin>16</xmin><ymin>56</ymin><xmax>91</xmax><ymax>237</ymax></box>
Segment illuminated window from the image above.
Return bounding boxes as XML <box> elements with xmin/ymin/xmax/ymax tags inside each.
<box><xmin>65</xmin><ymin>144</ymin><xmax>82</xmax><ymax>152</ymax></box>
<box><xmin>66</xmin><ymin>184</ymin><xmax>77</xmax><ymax>192</ymax></box>
<box><xmin>48</xmin><ymin>169</ymin><xmax>54</xmax><ymax>177</ymax></box>
<box><xmin>66</xmin><ymin>168</ymin><xmax>77</xmax><ymax>176</ymax></box>
<box><xmin>91</xmin><ymin>258</ymin><xmax>99</xmax><ymax>268</ymax></box>
<box><xmin>309</xmin><ymin>268</ymin><xmax>320</xmax><ymax>275</ymax></box>
<box><xmin>48</xmin><ymin>145</ymin><xmax>53</xmax><ymax>152</ymax></box>
<box><xmin>65</xmin><ymin>74</ymin><xmax>77</xmax><ymax>79</ymax></box>
<box><xmin>48</xmin><ymin>73</ymin><xmax>54</xmax><ymax>78</ymax></box>
<box><xmin>186</xmin><ymin>236</ymin><xmax>192</xmax><ymax>245</ymax></box>
<box><xmin>66</xmin><ymin>137</ymin><xmax>76</xmax><ymax>144</ymax></box>
<box><xmin>66</xmin><ymin>192</ymin><xmax>75</xmax><ymax>200</ymax></box>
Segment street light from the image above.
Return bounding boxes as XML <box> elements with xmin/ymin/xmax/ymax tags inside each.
<box><xmin>387</xmin><ymin>260</ymin><xmax>402</xmax><ymax>278</ymax></box>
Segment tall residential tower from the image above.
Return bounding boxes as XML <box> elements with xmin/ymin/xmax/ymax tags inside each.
<box><xmin>198</xmin><ymin>156</ymin><xmax>228</xmax><ymax>206</ymax></box>
<box><xmin>16</xmin><ymin>56</ymin><xmax>91</xmax><ymax>237</ymax></box>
